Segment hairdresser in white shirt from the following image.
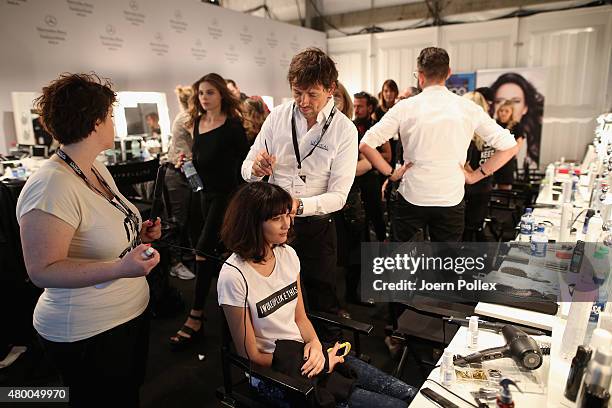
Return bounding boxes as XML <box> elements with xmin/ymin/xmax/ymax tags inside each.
<box><xmin>360</xmin><ymin>47</ymin><xmax>518</xmax><ymax>242</ymax></box>
<box><xmin>241</xmin><ymin>48</ymin><xmax>358</xmax><ymax>331</ymax></box>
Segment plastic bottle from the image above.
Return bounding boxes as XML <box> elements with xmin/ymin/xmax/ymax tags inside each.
<box><xmin>496</xmin><ymin>378</ymin><xmax>520</xmax><ymax>408</ymax></box>
<box><xmin>587</xmin><ymin>212</ymin><xmax>604</xmax><ymax>244</ymax></box>
<box><xmin>584</xmin><ymin>209</ymin><xmax>596</xmax><ymax>235</ymax></box>
<box><xmin>130</xmin><ymin>140</ymin><xmax>141</xmax><ymax>160</ymax></box>
<box><xmin>519</xmin><ymin>208</ymin><xmax>535</xmax><ymax>242</ymax></box>
<box><xmin>565</xmin><ymin>345</ymin><xmax>592</xmax><ymax>402</ymax></box>
<box><xmin>572</xmin><ymin>171</ymin><xmax>581</xmax><ymax>201</ymax></box>
<box><xmin>467</xmin><ymin>316</ymin><xmax>479</xmax><ymax>349</ymax></box>
<box><xmin>576</xmin><ymin>348</ymin><xmax>612</xmax><ymax>408</ymax></box>
<box><xmin>182</xmin><ymin>160</ymin><xmax>204</xmax><ymax>192</ymax></box>
<box><xmin>531</xmin><ymin>224</ymin><xmax>548</xmax><ymax>257</ymax></box>
<box><xmin>439</xmin><ymin>348</ymin><xmax>456</xmax><ymax>387</ymax></box>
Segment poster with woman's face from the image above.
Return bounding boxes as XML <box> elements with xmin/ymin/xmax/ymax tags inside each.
<box><xmin>477</xmin><ymin>68</ymin><xmax>546</xmax><ymax>167</ymax></box>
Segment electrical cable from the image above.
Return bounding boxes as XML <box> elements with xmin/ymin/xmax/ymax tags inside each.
<box><xmin>161</xmin><ymin>241</ymin><xmax>254</xmax><ymax>389</ymax></box>
<box><xmin>306</xmin><ymin>0</ymin><xmax>354</xmax><ymax>35</ymax></box>
<box><xmin>425</xmin><ymin>378</ymin><xmax>479</xmax><ymax>408</ymax></box>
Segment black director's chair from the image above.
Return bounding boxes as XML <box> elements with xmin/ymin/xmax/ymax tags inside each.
<box><xmin>216</xmin><ymin>310</ymin><xmax>373</xmax><ymax>408</ymax></box>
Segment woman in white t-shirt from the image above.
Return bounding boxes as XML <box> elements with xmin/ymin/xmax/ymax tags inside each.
<box><xmin>16</xmin><ymin>73</ymin><xmax>161</xmax><ymax>407</ymax></box>
<box><xmin>218</xmin><ymin>182</ymin><xmax>416</xmax><ymax>407</ymax></box>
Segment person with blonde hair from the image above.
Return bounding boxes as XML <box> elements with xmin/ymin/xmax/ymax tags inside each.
<box><xmin>462</xmin><ymin>91</ymin><xmax>496</xmax><ymax>241</ymax></box>
<box><xmin>333</xmin><ymin>81</ymin><xmax>353</xmax><ymax>119</ymax></box>
<box><xmin>241</xmin><ymin>96</ymin><xmax>269</xmax><ymax>145</ymax></box>
<box><xmin>162</xmin><ymin>85</ymin><xmax>197</xmax><ymax>280</ymax></box>
<box><xmin>494</xmin><ymin>100</ymin><xmax>524</xmax><ymax>190</ymax></box>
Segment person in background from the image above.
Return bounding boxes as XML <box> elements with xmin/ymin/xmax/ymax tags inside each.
<box><xmin>373</xmin><ymin>79</ymin><xmax>399</xmax><ymax>122</ymax></box>
<box><xmin>145</xmin><ymin>112</ymin><xmax>161</xmax><ymax>136</ymax></box>
<box><xmin>333</xmin><ymin>81</ymin><xmax>353</xmax><ymax>119</ymax></box>
<box><xmin>354</xmin><ymin>91</ymin><xmax>390</xmax><ymax>242</ymax></box>
<box><xmin>225</xmin><ymin>78</ymin><xmax>248</xmax><ymax>102</ymax></box>
<box><xmin>242</xmin><ymin>96</ymin><xmax>270</xmax><ymax>146</ymax></box>
<box><xmin>17</xmin><ymin>73</ymin><xmax>161</xmax><ymax>407</ymax></box>
<box><xmin>360</xmin><ymin>47</ymin><xmax>518</xmax><ymax>242</ymax></box>
<box><xmin>241</xmin><ymin>48</ymin><xmax>358</xmax><ymax>335</ymax></box>
<box><xmin>475</xmin><ymin>86</ymin><xmax>495</xmax><ymax>117</ymax></box>
<box><xmin>493</xmin><ymin>100</ymin><xmax>525</xmax><ymax>190</ymax></box>
<box><xmin>169</xmin><ymin>73</ymin><xmax>249</xmax><ymax>349</ymax></box>
<box><xmin>462</xmin><ymin>91</ymin><xmax>496</xmax><ymax>241</ymax></box>
<box><xmin>397</xmin><ymin>86</ymin><xmax>420</xmax><ymax>101</ymax></box>
<box><xmin>163</xmin><ymin>85</ymin><xmax>196</xmax><ymax>280</ymax></box>
<box><xmin>218</xmin><ymin>182</ymin><xmax>416</xmax><ymax>407</ymax></box>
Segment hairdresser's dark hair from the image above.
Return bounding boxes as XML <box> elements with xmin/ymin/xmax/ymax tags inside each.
<box><xmin>187</xmin><ymin>73</ymin><xmax>242</xmax><ymax>129</ymax></box>
<box><xmin>287</xmin><ymin>47</ymin><xmax>338</xmax><ymax>90</ymax></box>
<box><xmin>221</xmin><ymin>182</ymin><xmax>293</xmax><ymax>263</ymax></box>
<box><xmin>490</xmin><ymin>72</ymin><xmax>544</xmax><ymax>163</ymax></box>
<box><xmin>34</xmin><ymin>72</ymin><xmax>116</xmax><ymax>145</ymax></box>
<box><xmin>417</xmin><ymin>47</ymin><xmax>450</xmax><ymax>82</ymax></box>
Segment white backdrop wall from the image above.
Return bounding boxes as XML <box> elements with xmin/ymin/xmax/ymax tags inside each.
<box><xmin>328</xmin><ymin>6</ymin><xmax>612</xmax><ymax>169</ymax></box>
<box><xmin>0</xmin><ymin>0</ymin><xmax>326</xmax><ymax>154</ymax></box>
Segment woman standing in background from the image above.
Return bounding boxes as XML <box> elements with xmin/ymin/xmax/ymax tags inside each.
<box><xmin>169</xmin><ymin>73</ymin><xmax>249</xmax><ymax>349</ymax></box>
<box><xmin>493</xmin><ymin>101</ymin><xmax>524</xmax><ymax>190</ymax></box>
<box><xmin>373</xmin><ymin>79</ymin><xmax>399</xmax><ymax>122</ymax></box>
<box><xmin>463</xmin><ymin>91</ymin><xmax>496</xmax><ymax>241</ymax></box>
<box><xmin>164</xmin><ymin>85</ymin><xmax>196</xmax><ymax>280</ymax></box>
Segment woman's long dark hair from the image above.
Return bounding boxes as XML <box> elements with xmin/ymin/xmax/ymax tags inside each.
<box><xmin>187</xmin><ymin>73</ymin><xmax>242</xmax><ymax>129</ymax></box>
<box><xmin>221</xmin><ymin>182</ymin><xmax>293</xmax><ymax>263</ymax></box>
<box><xmin>378</xmin><ymin>79</ymin><xmax>399</xmax><ymax>111</ymax></box>
<box><xmin>490</xmin><ymin>73</ymin><xmax>544</xmax><ymax>164</ymax></box>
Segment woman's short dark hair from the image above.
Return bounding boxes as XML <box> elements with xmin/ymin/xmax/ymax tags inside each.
<box><xmin>34</xmin><ymin>73</ymin><xmax>116</xmax><ymax>145</ymax></box>
<box><xmin>287</xmin><ymin>48</ymin><xmax>338</xmax><ymax>90</ymax></box>
<box><xmin>221</xmin><ymin>182</ymin><xmax>293</xmax><ymax>263</ymax></box>
<box><xmin>417</xmin><ymin>47</ymin><xmax>450</xmax><ymax>81</ymax></box>
<box><xmin>187</xmin><ymin>73</ymin><xmax>242</xmax><ymax>129</ymax></box>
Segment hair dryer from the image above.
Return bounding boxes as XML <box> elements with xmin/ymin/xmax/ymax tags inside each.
<box><xmin>453</xmin><ymin>325</ymin><xmax>546</xmax><ymax>370</ymax></box>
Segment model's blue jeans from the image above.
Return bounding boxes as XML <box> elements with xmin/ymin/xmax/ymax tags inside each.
<box><xmin>253</xmin><ymin>355</ymin><xmax>416</xmax><ymax>407</ymax></box>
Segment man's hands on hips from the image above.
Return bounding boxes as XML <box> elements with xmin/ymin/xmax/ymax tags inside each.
<box><xmin>252</xmin><ymin>149</ymin><xmax>276</xmax><ymax>177</ymax></box>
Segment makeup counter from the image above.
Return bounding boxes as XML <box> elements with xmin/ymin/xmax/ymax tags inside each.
<box><xmin>410</xmin><ymin>113</ymin><xmax>612</xmax><ymax>408</ymax></box>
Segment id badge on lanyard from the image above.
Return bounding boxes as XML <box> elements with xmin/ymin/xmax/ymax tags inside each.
<box><xmin>292</xmin><ymin>171</ymin><xmax>307</xmax><ymax>196</ymax></box>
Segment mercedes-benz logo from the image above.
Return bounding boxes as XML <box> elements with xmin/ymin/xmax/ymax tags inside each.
<box><xmin>243</xmin><ymin>25</ymin><xmax>248</xmax><ymax>32</ymax></box>
<box><xmin>106</xmin><ymin>24</ymin><xmax>116</xmax><ymax>36</ymax></box>
<box><xmin>45</xmin><ymin>15</ymin><xmax>57</xmax><ymax>27</ymax></box>
<box><xmin>154</xmin><ymin>32</ymin><xmax>163</xmax><ymax>41</ymax></box>
<box><xmin>211</xmin><ymin>18</ymin><xmax>218</xmax><ymax>26</ymax></box>
<box><xmin>195</xmin><ymin>38</ymin><xmax>202</xmax><ymax>47</ymax></box>
<box><xmin>228</xmin><ymin>44</ymin><xmax>235</xmax><ymax>51</ymax></box>
<box><xmin>174</xmin><ymin>9</ymin><xmax>182</xmax><ymax>19</ymax></box>
<box><xmin>129</xmin><ymin>0</ymin><xmax>138</xmax><ymax>11</ymax></box>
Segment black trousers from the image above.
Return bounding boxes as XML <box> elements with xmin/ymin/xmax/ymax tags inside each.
<box><xmin>39</xmin><ymin>311</ymin><xmax>150</xmax><ymax>408</ymax></box>
<box><xmin>164</xmin><ymin>167</ymin><xmax>193</xmax><ymax>264</ymax></box>
<box><xmin>391</xmin><ymin>194</ymin><xmax>465</xmax><ymax>242</ymax></box>
<box><xmin>292</xmin><ymin>216</ymin><xmax>339</xmax><ymax>313</ymax></box>
<box><xmin>359</xmin><ymin>172</ymin><xmax>386</xmax><ymax>241</ymax></box>
<box><xmin>193</xmin><ymin>191</ymin><xmax>229</xmax><ymax>310</ymax></box>
<box><xmin>463</xmin><ymin>190</ymin><xmax>491</xmax><ymax>241</ymax></box>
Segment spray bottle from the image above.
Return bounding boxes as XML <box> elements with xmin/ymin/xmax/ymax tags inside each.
<box><xmin>496</xmin><ymin>378</ymin><xmax>521</xmax><ymax>408</ymax></box>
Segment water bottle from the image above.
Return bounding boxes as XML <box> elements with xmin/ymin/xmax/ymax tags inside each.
<box><xmin>440</xmin><ymin>348</ymin><xmax>456</xmax><ymax>387</ymax></box>
<box><xmin>530</xmin><ymin>224</ymin><xmax>547</xmax><ymax>257</ymax></box>
<box><xmin>182</xmin><ymin>160</ymin><xmax>204</xmax><ymax>192</ymax></box>
<box><xmin>571</xmin><ymin>171</ymin><xmax>580</xmax><ymax>201</ymax></box>
<box><xmin>519</xmin><ymin>208</ymin><xmax>535</xmax><ymax>241</ymax></box>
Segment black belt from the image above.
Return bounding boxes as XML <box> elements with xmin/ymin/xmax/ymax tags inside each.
<box><xmin>293</xmin><ymin>213</ymin><xmax>334</xmax><ymax>224</ymax></box>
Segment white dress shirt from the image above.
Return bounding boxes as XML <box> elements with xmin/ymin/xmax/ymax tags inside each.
<box><xmin>361</xmin><ymin>85</ymin><xmax>517</xmax><ymax>207</ymax></box>
<box><xmin>242</xmin><ymin>98</ymin><xmax>358</xmax><ymax>216</ymax></box>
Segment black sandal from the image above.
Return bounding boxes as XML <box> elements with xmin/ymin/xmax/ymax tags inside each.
<box><xmin>169</xmin><ymin>313</ymin><xmax>203</xmax><ymax>350</ymax></box>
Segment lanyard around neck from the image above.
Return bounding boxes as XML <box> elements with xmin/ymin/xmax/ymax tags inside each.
<box><xmin>291</xmin><ymin>103</ymin><xmax>336</xmax><ymax>170</ymax></box>
<box><xmin>55</xmin><ymin>149</ymin><xmax>140</xmax><ymax>248</ymax></box>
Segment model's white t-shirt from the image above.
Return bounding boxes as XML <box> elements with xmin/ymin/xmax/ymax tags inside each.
<box><xmin>217</xmin><ymin>245</ymin><xmax>303</xmax><ymax>354</ymax></box>
<box><xmin>16</xmin><ymin>159</ymin><xmax>149</xmax><ymax>343</ymax></box>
